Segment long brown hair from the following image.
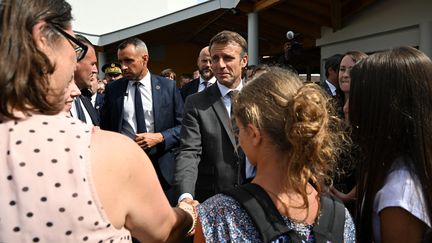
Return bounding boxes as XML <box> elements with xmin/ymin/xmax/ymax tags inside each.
<box><xmin>0</xmin><ymin>0</ymin><xmax>72</xmax><ymax>119</ymax></box>
<box><xmin>350</xmin><ymin>47</ymin><xmax>432</xmax><ymax>242</ymax></box>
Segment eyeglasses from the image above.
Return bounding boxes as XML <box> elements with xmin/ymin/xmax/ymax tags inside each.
<box><xmin>53</xmin><ymin>26</ymin><xmax>88</xmax><ymax>62</ymax></box>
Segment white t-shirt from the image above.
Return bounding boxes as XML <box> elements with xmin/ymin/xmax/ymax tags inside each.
<box><xmin>373</xmin><ymin>158</ymin><xmax>431</xmax><ymax>242</ymax></box>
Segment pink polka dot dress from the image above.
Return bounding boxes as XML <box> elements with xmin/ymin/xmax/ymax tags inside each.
<box><xmin>0</xmin><ymin>114</ymin><xmax>132</xmax><ymax>242</ymax></box>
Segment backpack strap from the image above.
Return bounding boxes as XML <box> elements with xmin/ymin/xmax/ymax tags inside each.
<box><xmin>313</xmin><ymin>194</ymin><xmax>346</xmax><ymax>243</ymax></box>
<box><xmin>224</xmin><ymin>185</ymin><xmax>346</xmax><ymax>243</ymax></box>
<box><xmin>223</xmin><ymin>183</ymin><xmax>295</xmax><ymax>242</ymax></box>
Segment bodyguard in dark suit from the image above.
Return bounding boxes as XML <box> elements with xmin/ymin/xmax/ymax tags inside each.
<box><xmin>173</xmin><ymin>31</ymin><xmax>249</xmax><ymax>203</ymax></box>
<box><xmin>94</xmin><ymin>92</ymin><xmax>105</xmax><ymax>113</ymax></box>
<box><xmin>78</xmin><ymin>95</ymin><xmax>99</xmax><ymax>125</ymax></box>
<box><xmin>71</xmin><ymin>35</ymin><xmax>99</xmax><ymax>125</ymax></box>
<box><xmin>180</xmin><ymin>46</ymin><xmax>215</xmax><ymax>101</ymax></box>
<box><xmin>320</xmin><ymin>53</ymin><xmax>343</xmax><ymax>118</ymax></box>
<box><xmin>81</xmin><ymin>89</ymin><xmax>105</xmax><ymax>120</ymax></box>
<box><xmin>100</xmin><ymin>38</ymin><xmax>183</xmax><ymax>193</ymax></box>
<box><xmin>81</xmin><ymin>73</ymin><xmax>105</xmax><ymax>121</ymax></box>
<box><xmin>320</xmin><ymin>53</ymin><xmax>342</xmax><ymax>97</ymax></box>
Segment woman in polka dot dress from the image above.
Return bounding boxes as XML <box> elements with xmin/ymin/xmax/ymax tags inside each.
<box><xmin>0</xmin><ymin>0</ymin><xmax>196</xmax><ymax>242</ymax></box>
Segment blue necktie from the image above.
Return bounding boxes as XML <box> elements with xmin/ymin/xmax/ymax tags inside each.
<box><xmin>74</xmin><ymin>97</ymin><xmax>86</xmax><ymax>123</ymax></box>
<box><xmin>134</xmin><ymin>82</ymin><xmax>147</xmax><ymax>133</ymax></box>
<box><xmin>229</xmin><ymin>90</ymin><xmax>248</xmax><ymax>182</ymax></box>
<box><xmin>228</xmin><ymin>90</ymin><xmax>239</xmax><ymax>140</ymax></box>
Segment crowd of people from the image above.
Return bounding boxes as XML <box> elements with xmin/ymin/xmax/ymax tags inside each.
<box><xmin>1</xmin><ymin>0</ymin><xmax>432</xmax><ymax>242</ymax></box>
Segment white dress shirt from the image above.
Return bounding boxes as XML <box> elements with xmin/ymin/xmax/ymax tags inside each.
<box><xmin>90</xmin><ymin>92</ymin><xmax>97</xmax><ymax>107</ymax></box>
<box><xmin>325</xmin><ymin>80</ymin><xmax>337</xmax><ymax>96</ymax></box>
<box><xmin>121</xmin><ymin>72</ymin><xmax>154</xmax><ymax>139</ymax></box>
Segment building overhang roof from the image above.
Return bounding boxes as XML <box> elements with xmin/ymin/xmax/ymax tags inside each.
<box><xmin>72</xmin><ymin>0</ymin><xmax>240</xmax><ymax>47</ymax></box>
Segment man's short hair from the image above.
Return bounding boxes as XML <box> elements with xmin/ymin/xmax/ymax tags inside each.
<box><xmin>118</xmin><ymin>37</ymin><xmax>148</xmax><ymax>53</ymax></box>
<box><xmin>324</xmin><ymin>54</ymin><xmax>343</xmax><ymax>78</ymax></box>
<box><xmin>209</xmin><ymin>30</ymin><xmax>247</xmax><ymax>57</ymax></box>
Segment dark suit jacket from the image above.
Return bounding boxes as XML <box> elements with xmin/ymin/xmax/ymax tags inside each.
<box><xmin>180</xmin><ymin>78</ymin><xmax>200</xmax><ymax>101</ymax></box>
<box><xmin>80</xmin><ymin>89</ymin><xmax>103</xmax><ymax>123</ymax></box>
<box><xmin>320</xmin><ymin>80</ymin><xmax>334</xmax><ymax>97</ymax></box>
<box><xmin>94</xmin><ymin>93</ymin><xmax>105</xmax><ymax>109</ymax></box>
<box><xmin>320</xmin><ymin>80</ymin><xmax>345</xmax><ymax>118</ymax></box>
<box><xmin>79</xmin><ymin>94</ymin><xmax>100</xmax><ymax>126</ymax></box>
<box><xmin>173</xmin><ymin>83</ymin><xmax>244</xmax><ymax>202</ymax></box>
<box><xmin>100</xmin><ymin>75</ymin><xmax>184</xmax><ymax>188</ymax></box>
<box><xmin>94</xmin><ymin>93</ymin><xmax>105</xmax><ymax>117</ymax></box>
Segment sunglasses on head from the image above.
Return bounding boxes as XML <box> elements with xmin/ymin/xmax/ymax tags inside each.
<box><xmin>53</xmin><ymin>25</ymin><xmax>88</xmax><ymax>62</ymax></box>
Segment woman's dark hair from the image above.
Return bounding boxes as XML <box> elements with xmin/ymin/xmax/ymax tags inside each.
<box><xmin>0</xmin><ymin>0</ymin><xmax>73</xmax><ymax>119</ymax></box>
<box><xmin>350</xmin><ymin>46</ymin><xmax>432</xmax><ymax>242</ymax></box>
<box><xmin>344</xmin><ymin>51</ymin><xmax>368</xmax><ymax>65</ymax></box>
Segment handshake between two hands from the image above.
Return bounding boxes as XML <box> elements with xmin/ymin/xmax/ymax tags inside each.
<box><xmin>177</xmin><ymin>198</ymin><xmax>200</xmax><ymax>237</ymax></box>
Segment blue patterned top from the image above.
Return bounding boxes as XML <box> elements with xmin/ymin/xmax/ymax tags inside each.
<box><xmin>198</xmin><ymin>194</ymin><xmax>356</xmax><ymax>243</ymax></box>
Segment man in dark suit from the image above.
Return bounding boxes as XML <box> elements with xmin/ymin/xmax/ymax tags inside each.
<box><xmin>320</xmin><ymin>53</ymin><xmax>344</xmax><ymax>118</ymax></box>
<box><xmin>100</xmin><ymin>38</ymin><xmax>183</xmax><ymax>195</ymax></box>
<box><xmin>173</xmin><ymin>31</ymin><xmax>250</xmax><ymax>203</ymax></box>
<box><xmin>321</xmin><ymin>54</ymin><xmax>342</xmax><ymax>97</ymax></box>
<box><xmin>71</xmin><ymin>35</ymin><xmax>100</xmax><ymax>125</ymax></box>
<box><xmin>180</xmin><ymin>46</ymin><xmax>215</xmax><ymax>101</ymax></box>
<box><xmin>94</xmin><ymin>91</ymin><xmax>105</xmax><ymax>114</ymax></box>
<box><xmin>81</xmin><ymin>73</ymin><xmax>104</xmax><ymax>119</ymax></box>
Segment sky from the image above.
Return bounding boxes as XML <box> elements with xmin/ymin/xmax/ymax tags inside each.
<box><xmin>67</xmin><ymin>0</ymin><xmax>210</xmax><ymax>35</ymax></box>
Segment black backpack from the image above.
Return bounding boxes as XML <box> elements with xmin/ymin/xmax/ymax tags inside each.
<box><xmin>223</xmin><ymin>183</ymin><xmax>345</xmax><ymax>243</ymax></box>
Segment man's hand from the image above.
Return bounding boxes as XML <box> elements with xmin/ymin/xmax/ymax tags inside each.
<box><xmin>134</xmin><ymin>132</ymin><xmax>164</xmax><ymax>150</ymax></box>
<box><xmin>181</xmin><ymin>198</ymin><xmax>199</xmax><ymax>207</ymax></box>
<box><xmin>178</xmin><ymin>198</ymin><xmax>200</xmax><ymax>236</ymax></box>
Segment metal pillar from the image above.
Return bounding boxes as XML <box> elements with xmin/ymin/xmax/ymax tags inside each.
<box><xmin>247</xmin><ymin>12</ymin><xmax>259</xmax><ymax>66</ymax></box>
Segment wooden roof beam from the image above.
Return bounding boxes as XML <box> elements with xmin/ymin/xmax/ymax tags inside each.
<box><xmin>275</xmin><ymin>5</ymin><xmax>331</xmax><ymax>27</ymax></box>
<box><xmin>237</xmin><ymin>1</ymin><xmax>254</xmax><ymax>13</ymax></box>
<box><xmin>259</xmin><ymin>11</ymin><xmax>321</xmax><ymax>38</ymax></box>
<box><xmin>187</xmin><ymin>10</ymin><xmax>228</xmax><ymax>42</ymax></box>
<box><xmin>254</xmin><ymin>0</ymin><xmax>283</xmax><ymax>12</ymax></box>
<box><xmin>342</xmin><ymin>0</ymin><xmax>376</xmax><ymax>20</ymax></box>
<box><xmin>286</xmin><ymin>1</ymin><xmax>328</xmax><ymax>15</ymax></box>
<box><xmin>260</xmin><ymin>19</ymin><xmax>318</xmax><ymax>40</ymax></box>
<box><xmin>331</xmin><ymin>0</ymin><xmax>342</xmax><ymax>31</ymax></box>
